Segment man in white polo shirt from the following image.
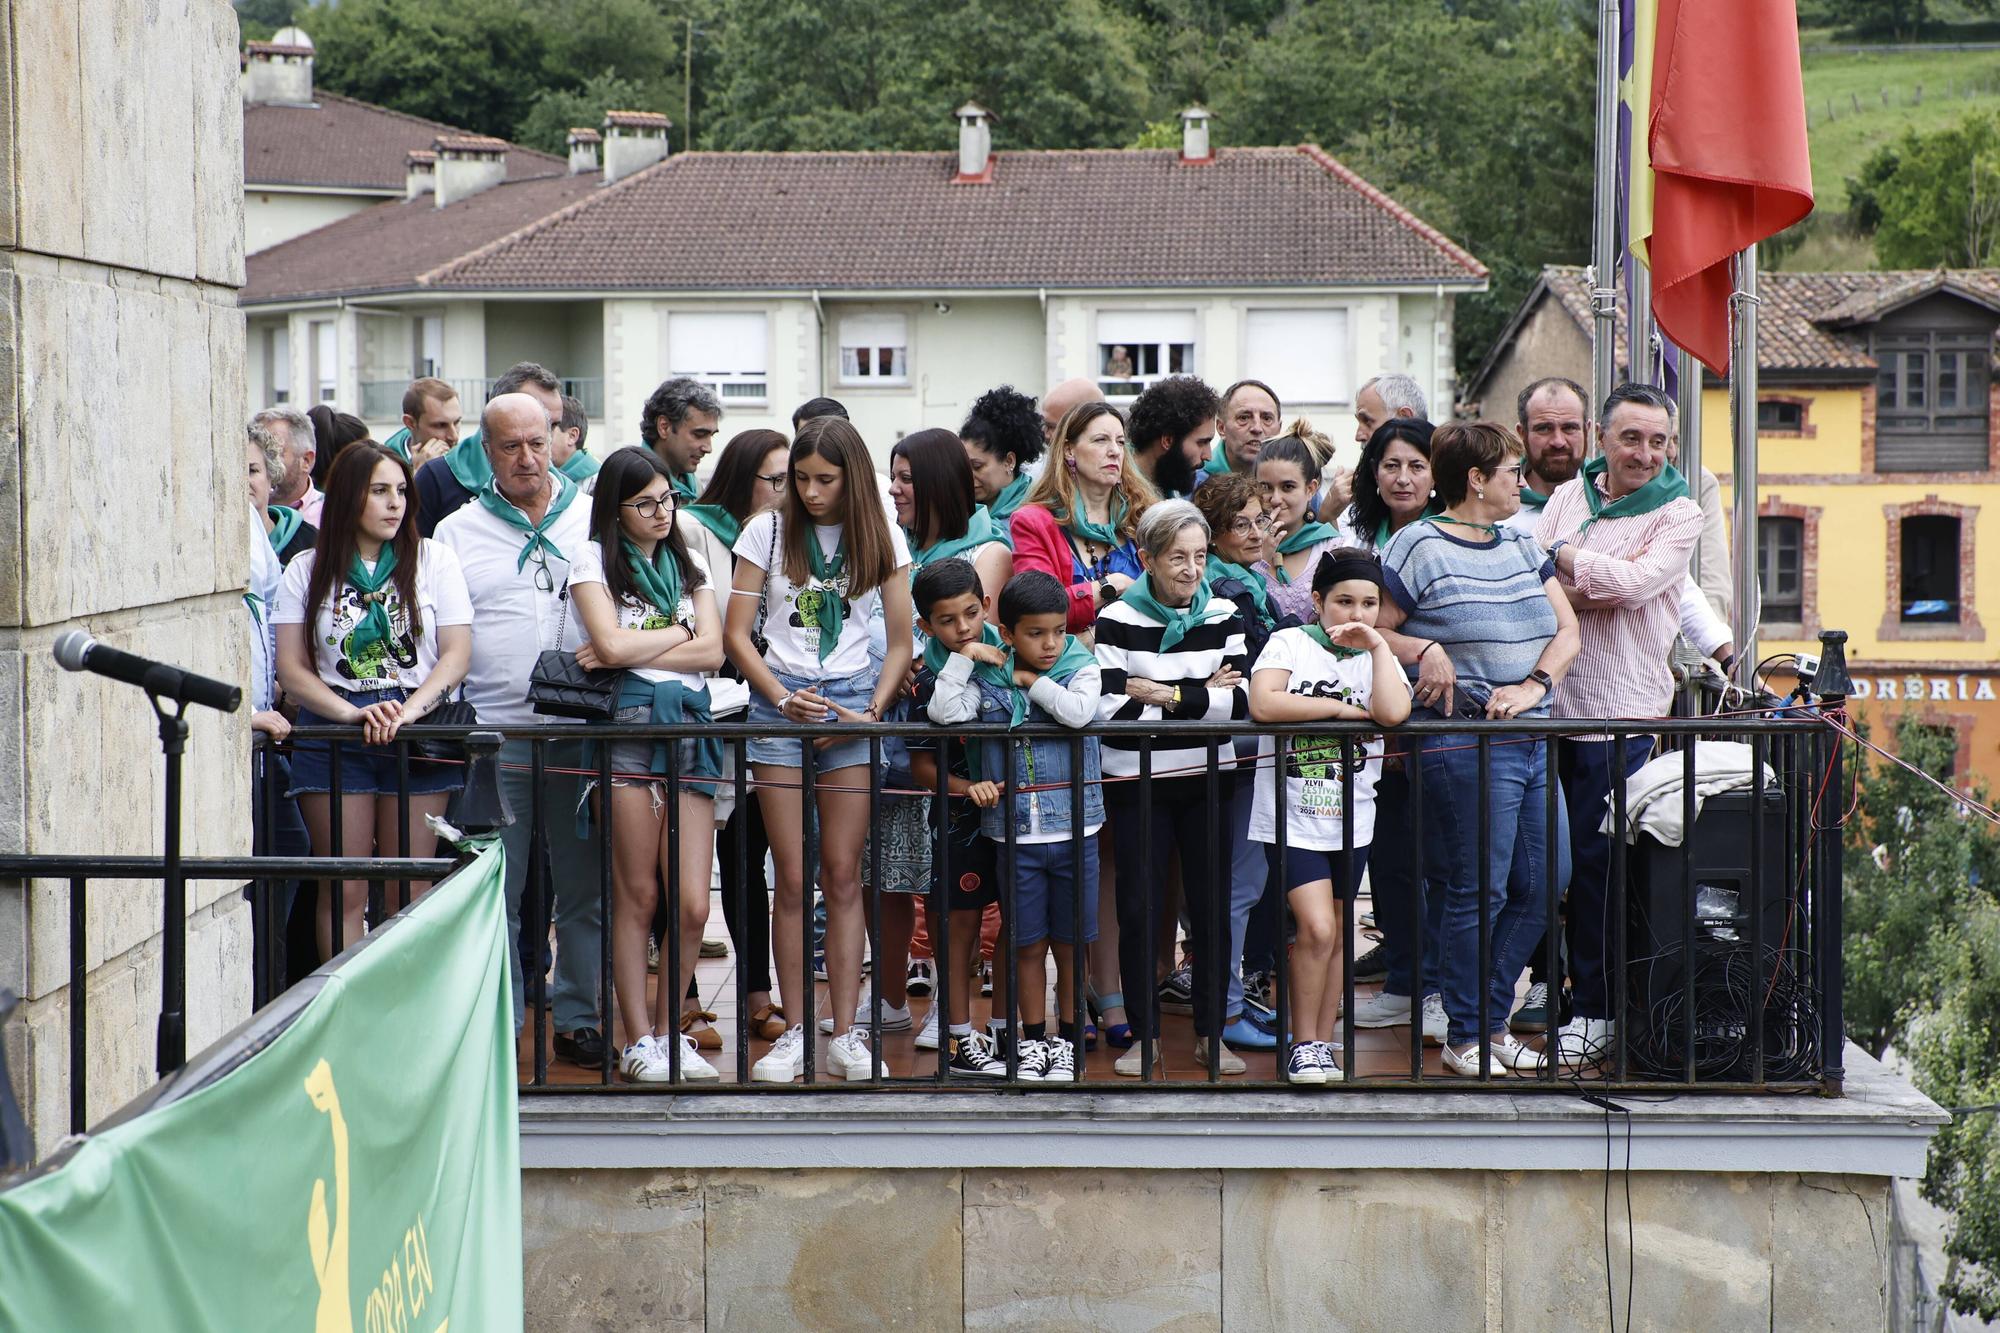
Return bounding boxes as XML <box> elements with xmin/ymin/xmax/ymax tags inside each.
<box><xmin>436</xmin><ymin>392</ymin><xmax>604</xmax><ymax>1066</ymax></box>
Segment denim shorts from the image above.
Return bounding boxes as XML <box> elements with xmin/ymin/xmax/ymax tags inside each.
<box><xmin>288</xmin><ymin>687</ymin><xmax>464</xmax><ymax>798</ymax></box>
<box><xmin>1266</xmin><ymin>843</ymin><xmax>1372</xmax><ymax>901</ymax></box>
<box><xmin>606</xmin><ymin>703</ymin><xmax>721</xmax><ymax>794</ymax></box>
<box><xmin>1006</xmin><ymin>835</ymin><xmax>1101</xmax><ymax>946</ymax></box>
<box><xmin>744</xmin><ymin>670</ymin><xmax>881</xmax><ymax>774</ymax></box>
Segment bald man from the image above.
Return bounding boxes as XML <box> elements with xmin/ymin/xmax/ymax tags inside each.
<box><xmin>1040</xmin><ymin>377</ymin><xmax>1101</xmax><ymax>440</ymax></box>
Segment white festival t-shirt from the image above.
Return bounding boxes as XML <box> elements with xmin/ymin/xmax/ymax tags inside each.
<box><xmin>733</xmin><ymin>511</ymin><xmax>910</xmax><ymax>679</ymax></box>
<box><xmin>1249</xmin><ymin>625</ymin><xmax>1384</xmax><ymax>851</ymax></box>
<box><xmin>567</xmin><ymin>539</ymin><xmax>712</xmax><ymax>689</ymax></box>
<box><xmin>273</xmin><ymin>538</ymin><xmax>473</xmax><ymax>694</ymax></box>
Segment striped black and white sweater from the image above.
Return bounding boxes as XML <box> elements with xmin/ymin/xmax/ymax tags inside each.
<box><xmin>1094</xmin><ymin>596</ymin><xmax>1250</xmax><ymax>780</ymax></box>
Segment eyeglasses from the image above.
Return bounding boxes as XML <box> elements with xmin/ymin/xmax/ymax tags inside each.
<box><xmin>755</xmin><ymin>471</ymin><xmax>787</xmax><ymax>487</ymax></box>
<box><xmin>623</xmin><ymin>496</ymin><xmax>676</xmax><ymax>519</ymax></box>
<box><xmin>1228</xmin><ymin>514</ymin><xmax>1273</xmax><ymax>536</ymax></box>
<box><xmin>527</xmin><ymin>545</ymin><xmax>555</xmax><ymax>593</ymax></box>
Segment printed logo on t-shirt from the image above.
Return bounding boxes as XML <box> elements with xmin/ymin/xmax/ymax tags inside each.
<box><xmin>326</xmin><ymin>584</ymin><xmax>417</xmax><ymax>684</ymax></box>
<box><xmin>1283</xmin><ymin>677</ymin><xmax>1365</xmax><ymax>813</ymax></box>
<box><xmin>789</xmin><ymin>573</ymin><xmax>851</xmax><ymax>657</ymax></box>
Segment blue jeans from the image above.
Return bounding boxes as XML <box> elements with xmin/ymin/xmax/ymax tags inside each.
<box><xmin>1374</xmin><ymin>762</ymin><xmax>1445</xmax><ymax>1000</ymax></box>
<box><xmin>1225</xmin><ymin>777</ymin><xmax>1270</xmax><ymax>1019</ymax></box>
<box><xmin>1420</xmin><ymin>734</ymin><xmax>1569</xmax><ymax>1046</ymax></box>
<box><xmin>1561</xmin><ymin>737</ymin><xmax>1654</xmax><ymax>1022</ymax></box>
<box><xmin>499</xmin><ymin>737</ymin><xmax>605</xmax><ymax>1034</ymax></box>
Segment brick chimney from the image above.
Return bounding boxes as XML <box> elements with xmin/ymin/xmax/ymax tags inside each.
<box><xmin>432</xmin><ymin>135</ymin><xmax>508</xmax><ymax>208</ymax></box>
<box><xmin>602</xmin><ymin>111</ymin><xmax>671</xmax><ymax>184</ymax></box>
<box><xmin>1179</xmin><ymin>105</ymin><xmax>1214</xmax><ymax>165</ymax></box>
<box><xmin>243</xmin><ymin>38</ymin><xmax>314</xmax><ymax>106</ymax></box>
<box><xmin>406</xmin><ymin>150</ymin><xmax>436</xmax><ymax>201</ymax></box>
<box><xmin>953</xmin><ymin>103</ymin><xmax>994</xmax><ymax>184</ymax></box>
<box><xmin>567</xmin><ymin>127</ymin><xmax>601</xmax><ymax>176</ymax></box>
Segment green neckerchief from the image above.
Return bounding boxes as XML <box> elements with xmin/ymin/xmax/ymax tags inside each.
<box><xmin>922</xmin><ymin>626</ymin><xmax>1094</xmax><ymax>728</ymax></box>
<box><xmin>1203</xmin><ymin>445</ymin><xmax>1237</xmax><ymax>477</ymax></box>
<box><xmin>477</xmin><ymin>472</ymin><xmax>578</xmax><ymax>571</ymax></box>
<box><xmin>346</xmin><ymin>547</ymin><xmax>400</xmax><ymax>658</ymax></box>
<box><xmin>444</xmin><ymin>430</ymin><xmax>490</xmax><ymax>494</ymax></box>
<box><xmin>1302</xmin><ymin>622</ymin><xmax>1366</xmax><ymax>660</ymax></box>
<box><xmin>244</xmin><ymin>591</ymin><xmax>264</xmax><ymax>628</ymax></box>
<box><xmin>921</xmin><ymin>624</ymin><xmax>1013</xmax><ymax>773</ymax></box>
<box><xmin>379</xmin><ymin>427</ymin><xmax>413</xmax><ymax>463</ymax></box>
<box><xmin>621</xmin><ymin>535</ymin><xmax>685</xmax><ymax>620</ymax></box>
<box><xmin>988</xmin><ymin>471</ymin><xmax>1033</xmax><ymax>523</ymax></box>
<box><xmin>683</xmin><ymin>504</ymin><xmax>741</xmax><ymax>549</ymax></box>
<box><xmin>669</xmin><ymin>470</ymin><xmax>699</xmax><ymax>502</ymax></box>
<box><xmin>1519</xmin><ymin>486</ymin><xmax>1551</xmax><ymax>510</ymax></box>
<box><xmin>558</xmin><ymin>450</ymin><xmax>601</xmax><ymax>482</ymax></box>
<box><xmin>805</xmin><ymin>527</ymin><xmax>848</xmax><ymax>662</ymax></box>
<box><xmin>1578</xmin><ymin>456</ymin><xmax>1690</xmax><ymax>534</ymax></box>
<box><xmin>1204</xmin><ymin>553</ymin><xmax>1272</xmax><ymax>629</ymax></box>
<box><xmin>1371</xmin><ymin>500</ymin><xmax>1443</xmax><ymax>550</ymax></box>
<box><xmin>267</xmin><ymin>505</ymin><xmax>303</xmax><ymax>556</ymax></box>
<box><xmin>1425</xmin><ymin>512</ymin><xmax>1502</xmax><ymax>539</ymax></box>
<box><xmin>910</xmin><ymin>505</ymin><xmax>1012</xmax><ymax>569</ymax></box>
<box><xmin>1052</xmin><ymin>493</ymin><xmax>1126</xmax><ymax>549</ymax></box>
<box><xmin>1119</xmin><ymin>571</ymin><xmax>1213</xmax><ymax>653</ymax></box>
<box><xmin>1273</xmin><ymin>520</ymin><xmax>1339</xmax><ymax>585</ymax></box>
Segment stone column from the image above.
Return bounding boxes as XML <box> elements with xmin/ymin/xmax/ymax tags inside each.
<box><xmin>0</xmin><ymin>0</ymin><xmax>249</xmax><ymax>1158</ymax></box>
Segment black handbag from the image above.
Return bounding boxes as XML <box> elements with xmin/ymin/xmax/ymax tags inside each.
<box><xmin>411</xmin><ymin>695</ymin><xmax>479</xmax><ymax>767</ymax></box>
<box><xmin>527</xmin><ymin>588</ymin><xmax>620</xmax><ymax>719</ymax></box>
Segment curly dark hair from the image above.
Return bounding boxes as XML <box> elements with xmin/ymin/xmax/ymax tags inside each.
<box><xmin>960</xmin><ymin>384</ymin><xmax>1045</xmax><ymax>469</ymax></box>
<box><xmin>1126</xmin><ymin>375</ymin><xmax>1221</xmax><ymax>456</ymax></box>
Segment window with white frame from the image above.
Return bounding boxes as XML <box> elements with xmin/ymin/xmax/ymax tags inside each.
<box><xmin>309</xmin><ymin>319</ymin><xmax>337</xmax><ymax>404</ymax></box>
<box><xmin>838</xmin><ymin>313</ymin><xmax>909</xmax><ymax>385</ymax></box>
<box><xmin>264</xmin><ymin>324</ymin><xmax>291</xmax><ymax>405</ymax></box>
<box><xmin>1244</xmin><ymin>309</ymin><xmax>1350</xmax><ymax>405</ymax></box>
<box><xmin>416</xmin><ymin>315</ymin><xmax>444</xmax><ymax>378</ymax></box>
<box><xmin>1095</xmin><ymin>311</ymin><xmax>1195</xmax><ymax>399</ymax></box>
<box><xmin>666</xmin><ymin>311</ymin><xmax>768</xmax><ymax>404</ymax></box>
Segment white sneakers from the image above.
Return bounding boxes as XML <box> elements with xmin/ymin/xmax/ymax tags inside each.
<box><xmin>915</xmin><ymin>1005</ymin><xmax>941</xmax><ymax>1051</ymax></box>
<box><xmin>826</xmin><ymin>1029</ymin><xmax>874</xmax><ymax>1079</ymax></box>
<box><xmin>818</xmin><ymin>994</ymin><xmax>914</xmax><ymax>1034</ymax></box>
<box><xmin>1420</xmin><ymin>994</ymin><xmax>1449</xmax><ymax>1046</ymax></box>
<box><xmin>1554</xmin><ymin>1016</ymin><xmax>1616</xmax><ymax>1068</ymax></box>
<box><xmin>619</xmin><ymin>1033</ymin><xmax>719</xmax><ymax>1083</ymax></box>
<box><xmin>1351</xmin><ymin>990</ymin><xmax>1449</xmax><ymax>1045</ymax></box>
<box><xmin>1440</xmin><ymin>1031</ymin><xmax>1546</xmax><ymax>1077</ymax></box>
<box><xmin>751</xmin><ymin>1024</ymin><xmax>807</xmax><ymax>1083</ymax></box>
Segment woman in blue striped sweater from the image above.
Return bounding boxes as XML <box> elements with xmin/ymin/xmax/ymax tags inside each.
<box><xmin>1095</xmin><ymin>499</ymin><xmax>1252</xmax><ymax>1076</ymax></box>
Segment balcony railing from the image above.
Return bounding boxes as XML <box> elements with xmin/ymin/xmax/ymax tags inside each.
<box><xmin>355</xmin><ymin>377</ymin><xmax>606</xmax><ymax>422</ymax></box>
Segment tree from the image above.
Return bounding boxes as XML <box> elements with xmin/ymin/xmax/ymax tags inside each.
<box><xmin>1844</xmin><ymin>717</ymin><xmax>2000</xmax><ymax>1318</ymax></box>
<box><xmin>1869</xmin><ymin>112</ymin><xmax>2000</xmax><ymax>269</ymax></box>
<box><xmin>302</xmin><ymin>0</ymin><xmax>551</xmax><ymax>141</ymax></box>
<box><xmin>515</xmin><ymin>71</ymin><xmax>653</xmax><ymax>157</ymax></box>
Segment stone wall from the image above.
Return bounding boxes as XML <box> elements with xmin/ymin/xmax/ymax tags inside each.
<box><xmin>0</xmin><ymin>0</ymin><xmax>249</xmax><ymax>1157</ymax></box>
<box><xmin>522</xmin><ymin>1166</ymin><xmax>1891</xmax><ymax>1330</ymax></box>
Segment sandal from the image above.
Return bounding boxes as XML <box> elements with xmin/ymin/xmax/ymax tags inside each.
<box><xmin>748</xmin><ymin>1002</ymin><xmax>788</xmax><ymax>1042</ymax></box>
<box><xmin>680</xmin><ymin>1008</ymin><xmax>723</xmax><ymax>1050</ymax></box>
<box><xmin>1088</xmin><ymin>987</ymin><xmax>1134</xmax><ymax>1050</ymax></box>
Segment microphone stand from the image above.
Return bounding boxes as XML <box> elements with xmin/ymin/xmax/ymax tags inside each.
<box><xmin>147</xmin><ymin>682</ymin><xmax>191</xmax><ymax>1077</ymax></box>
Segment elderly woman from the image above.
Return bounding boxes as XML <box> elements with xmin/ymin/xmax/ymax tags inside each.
<box><xmin>1096</xmin><ymin>499</ymin><xmax>1251</xmax><ymax>1076</ymax></box>
<box><xmin>1375</xmin><ymin>422</ymin><xmax>1579</xmax><ymax>1077</ymax></box>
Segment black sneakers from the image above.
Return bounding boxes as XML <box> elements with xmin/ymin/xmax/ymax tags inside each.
<box><xmin>553</xmin><ymin>1026</ymin><xmax>607</xmax><ymax>1067</ymax></box>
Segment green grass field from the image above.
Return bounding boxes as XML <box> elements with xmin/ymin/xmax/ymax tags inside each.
<box><xmin>1802</xmin><ymin>44</ymin><xmax>2000</xmax><ymax>212</ymax></box>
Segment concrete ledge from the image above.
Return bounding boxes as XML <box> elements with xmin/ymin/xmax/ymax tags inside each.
<box><xmin>521</xmin><ymin>1042</ymin><xmax>1944</xmax><ymax>1177</ymax></box>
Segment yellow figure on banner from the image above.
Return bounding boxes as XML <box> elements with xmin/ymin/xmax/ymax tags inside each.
<box><xmin>305</xmin><ymin>1058</ymin><xmax>353</xmax><ymax>1333</ymax></box>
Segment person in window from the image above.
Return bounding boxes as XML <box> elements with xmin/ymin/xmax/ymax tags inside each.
<box><xmin>960</xmin><ymin>385</ymin><xmax>1046</xmax><ymax>523</ymax></box>
<box><xmin>273</xmin><ymin>442</ymin><xmax>472</xmax><ymax>960</ymax></box>
<box><xmin>674</xmin><ymin>428</ymin><xmax>794</xmax><ymax>1048</ymax></box>
<box><xmin>1375</xmin><ymin>421</ymin><xmax>1579</xmax><ymax>1077</ymax></box>
<box><xmin>1104</xmin><ymin>344</ymin><xmax>1135</xmax><ymax>378</ymax></box>
<box><xmin>1095</xmin><ymin>499</ymin><xmax>1252</xmax><ymax>1077</ymax></box>
<box><xmin>725</xmin><ymin>416</ymin><xmax>915</xmax><ymax>1082</ymax></box>
<box><xmin>569</xmin><ymin>447</ymin><xmax>727</xmax><ymax>1084</ymax></box>
<box><xmin>1010</xmin><ymin>402</ymin><xmax>1157</xmax><ymax>639</ymax></box>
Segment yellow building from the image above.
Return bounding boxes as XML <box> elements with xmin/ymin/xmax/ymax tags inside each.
<box><xmin>1469</xmin><ymin>266</ymin><xmax>2000</xmax><ymax>785</ymax></box>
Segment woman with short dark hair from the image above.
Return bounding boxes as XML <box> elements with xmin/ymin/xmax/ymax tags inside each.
<box><xmin>960</xmin><ymin>385</ymin><xmax>1045</xmax><ymax>522</ymax></box>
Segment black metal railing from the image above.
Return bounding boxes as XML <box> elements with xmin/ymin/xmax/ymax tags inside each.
<box><xmin>3</xmin><ymin>694</ymin><xmax>1851</xmax><ymax>1117</ymax></box>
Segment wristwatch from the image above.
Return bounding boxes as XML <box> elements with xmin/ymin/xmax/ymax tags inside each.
<box><xmin>1525</xmin><ymin>669</ymin><xmax>1554</xmax><ymax>694</ymax></box>
<box><xmin>1098</xmin><ymin>578</ymin><xmax>1120</xmax><ymax>607</ymax></box>
<box><xmin>1170</xmin><ymin>685</ymin><xmax>1184</xmax><ymax>712</ymax></box>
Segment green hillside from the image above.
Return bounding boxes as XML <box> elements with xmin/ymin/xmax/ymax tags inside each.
<box><xmin>1803</xmin><ymin>43</ymin><xmax>2000</xmax><ymax>213</ymax></box>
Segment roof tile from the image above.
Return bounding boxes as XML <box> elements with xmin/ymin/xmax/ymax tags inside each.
<box><xmin>244</xmin><ymin>91</ymin><xmax>560</xmax><ymax>191</ymax></box>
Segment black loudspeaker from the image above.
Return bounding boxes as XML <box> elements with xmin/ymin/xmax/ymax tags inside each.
<box><xmin>1624</xmin><ymin>788</ymin><xmax>1812</xmax><ymax>1082</ymax></box>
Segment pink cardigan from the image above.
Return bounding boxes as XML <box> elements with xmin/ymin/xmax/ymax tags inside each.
<box><xmin>1009</xmin><ymin>503</ymin><xmax>1099</xmax><ymax>633</ymax></box>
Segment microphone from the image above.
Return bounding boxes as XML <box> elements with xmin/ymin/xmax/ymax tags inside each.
<box><xmin>53</xmin><ymin>632</ymin><xmax>242</xmax><ymax>713</ymax></box>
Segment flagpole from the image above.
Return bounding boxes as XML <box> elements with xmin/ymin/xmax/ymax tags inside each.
<box><xmin>1674</xmin><ymin>335</ymin><xmax>1703</xmax><ymax>567</ymax></box>
<box><xmin>1628</xmin><ymin>263</ymin><xmax>1657</xmax><ymax>385</ymax></box>
<box><xmin>1591</xmin><ymin>0</ymin><xmax>1622</xmax><ymax>410</ymax></box>
<box><xmin>1728</xmin><ymin>245</ymin><xmax>1761</xmax><ymax>683</ymax></box>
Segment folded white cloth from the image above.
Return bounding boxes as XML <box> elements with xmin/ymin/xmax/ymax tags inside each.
<box><xmin>1599</xmin><ymin>741</ymin><xmax>1779</xmax><ymax>847</ymax></box>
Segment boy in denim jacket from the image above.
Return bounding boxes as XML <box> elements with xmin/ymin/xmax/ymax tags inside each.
<box><xmin>927</xmin><ymin>571</ymin><xmax>1103</xmax><ymax>1081</ymax></box>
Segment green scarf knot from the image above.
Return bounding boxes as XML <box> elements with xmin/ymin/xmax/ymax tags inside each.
<box><xmin>444</xmin><ymin>431</ymin><xmax>490</xmax><ymax>494</ymax></box>
<box><xmin>477</xmin><ymin>472</ymin><xmax>578</xmax><ymax>572</ymax></box>
<box><xmin>267</xmin><ymin>505</ymin><xmax>304</xmax><ymax>556</ymax></box>
<box><xmin>1118</xmin><ymin>571</ymin><xmax>1213</xmax><ymax>653</ymax></box>
<box><xmin>1302</xmin><ymin>622</ymin><xmax>1366</xmax><ymax>660</ymax></box>
<box><xmin>346</xmin><ymin>548</ymin><xmax>400</xmax><ymax>658</ymax></box>
<box><xmin>803</xmin><ymin>528</ymin><xmax>849</xmax><ymax>662</ymax></box>
<box><xmin>910</xmin><ymin>505</ymin><xmax>1013</xmax><ymax>569</ymax></box>
<box><xmin>988</xmin><ymin>472</ymin><xmax>1034</xmax><ymax>523</ymax></box>
<box><xmin>558</xmin><ymin>450</ymin><xmax>601</xmax><ymax>482</ymax></box>
<box><xmin>1578</xmin><ymin>457</ymin><xmax>1690</xmax><ymax>534</ymax></box>
<box><xmin>683</xmin><ymin>504</ymin><xmax>741</xmax><ymax>549</ymax></box>
<box><xmin>1273</xmin><ymin>520</ymin><xmax>1339</xmax><ymax>584</ymax></box>
<box><xmin>1052</xmin><ymin>493</ymin><xmax>1127</xmax><ymax>550</ymax></box>
<box><xmin>669</xmin><ymin>470</ymin><xmax>699</xmax><ymax>502</ymax></box>
<box><xmin>621</xmin><ymin>536</ymin><xmax>685</xmax><ymax>621</ymax></box>
<box><xmin>1203</xmin><ymin>553</ymin><xmax>1272</xmax><ymax>629</ymax></box>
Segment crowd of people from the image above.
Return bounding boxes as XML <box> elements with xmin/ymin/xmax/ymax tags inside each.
<box><xmin>244</xmin><ymin>359</ymin><xmax>1727</xmax><ymax>1084</ymax></box>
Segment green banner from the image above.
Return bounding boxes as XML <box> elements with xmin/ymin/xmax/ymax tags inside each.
<box><xmin>0</xmin><ymin>844</ymin><xmax>521</xmax><ymax>1330</ymax></box>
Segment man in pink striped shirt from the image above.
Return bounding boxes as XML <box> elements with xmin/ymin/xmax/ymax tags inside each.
<box><xmin>1535</xmin><ymin>383</ymin><xmax>1705</xmax><ymax>1068</ymax></box>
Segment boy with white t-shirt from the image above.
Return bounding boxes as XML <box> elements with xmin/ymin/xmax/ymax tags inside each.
<box><xmin>1247</xmin><ymin>547</ymin><xmax>1411</xmax><ymax>1084</ymax></box>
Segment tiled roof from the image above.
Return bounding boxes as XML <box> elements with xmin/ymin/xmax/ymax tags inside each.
<box><xmin>241</xmin><ymin>173</ymin><xmax>599</xmax><ymax>303</ymax></box>
<box><xmin>244</xmin><ymin>91</ymin><xmax>561</xmax><ymax>191</ymax></box>
<box><xmin>1533</xmin><ymin>264</ymin><xmax>2000</xmax><ymax>376</ymax></box>
<box><xmin>604</xmin><ymin>110</ymin><xmax>671</xmax><ymax>130</ymax></box>
<box><xmin>246</xmin><ymin>143</ymin><xmax>1485</xmax><ymax>301</ymax></box>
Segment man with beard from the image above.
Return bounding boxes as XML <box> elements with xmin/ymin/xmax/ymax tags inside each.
<box><xmin>1503</xmin><ymin>376</ymin><xmax>1587</xmax><ymax>536</ymax></box>
<box><xmin>1126</xmin><ymin>376</ymin><xmax>1220</xmax><ymax>498</ymax></box>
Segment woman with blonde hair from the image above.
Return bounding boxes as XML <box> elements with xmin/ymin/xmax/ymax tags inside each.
<box><xmin>1009</xmin><ymin>401</ymin><xmax>1158</xmax><ymax>636</ymax></box>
